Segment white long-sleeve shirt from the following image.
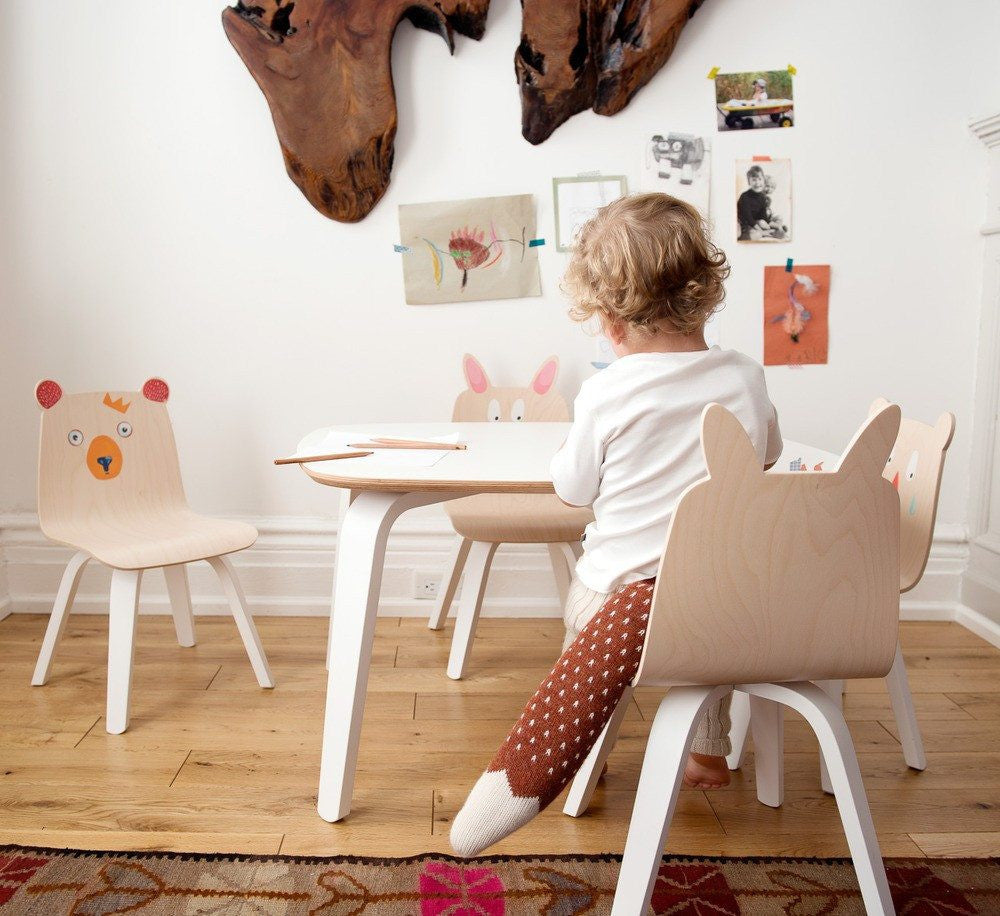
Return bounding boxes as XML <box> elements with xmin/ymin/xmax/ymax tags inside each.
<box><xmin>550</xmin><ymin>346</ymin><xmax>782</xmax><ymax>594</ymax></box>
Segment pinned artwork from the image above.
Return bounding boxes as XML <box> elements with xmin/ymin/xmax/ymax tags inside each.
<box><xmin>714</xmin><ymin>68</ymin><xmax>795</xmax><ymax>131</ymax></box>
<box><xmin>736</xmin><ymin>158</ymin><xmax>791</xmax><ymax>243</ymax></box>
<box><xmin>553</xmin><ymin>176</ymin><xmax>627</xmax><ymax>252</ymax></box>
<box><xmin>763</xmin><ymin>264</ymin><xmax>830</xmax><ymax>366</ymax></box>
<box><xmin>640</xmin><ymin>132</ymin><xmax>711</xmax><ymax>215</ymax></box>
<box><xmin>397</xmin><ymin>195</ymin><xmax>541</xmax><ymax>305</ymax></box>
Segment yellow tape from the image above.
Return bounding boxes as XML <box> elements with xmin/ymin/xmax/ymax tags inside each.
<box><xmin>707</xmin><ymin>66</ymin><xmax>720</xmax><ymax>79</ymax></box>
<box><xmin>787</xmin><ymin>64</ymin><xmax>797</xmax><ymax>76</ymax></box>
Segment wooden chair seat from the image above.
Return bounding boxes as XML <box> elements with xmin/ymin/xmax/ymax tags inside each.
<box><xmin>43</xmin><ymin>511</ymin><xmax>257</xmax><ymax>570</ymax></box>
<box><xmin>445</xmin><ymin>494</ymin><xmax>592</xmax><ymax>544</ymax></box>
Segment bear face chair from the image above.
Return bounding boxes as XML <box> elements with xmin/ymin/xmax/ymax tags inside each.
<box><xmin>31</xmin><ymin>379</ymin><xmax>274</xmax><ymax>734</ymax></box>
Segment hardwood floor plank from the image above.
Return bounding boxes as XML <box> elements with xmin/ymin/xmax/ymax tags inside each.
<box><xmin>910</xmin><ymin>832</ymin><xmax>1000</xmax><ymax>857</ymax></box>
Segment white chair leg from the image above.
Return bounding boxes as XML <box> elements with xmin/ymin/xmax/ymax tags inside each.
<box><xmin>31</xmin><ymin>550</ymin><xmax>90</xmax><ymax>686</ymax></box>
<box><xmin>163</xmin><ymin>563</ymin><xmax>196</xmax><ymax>648</ymax></box>
<box><xmin>742</xmin><ymin>682</ymin><xmax>895</xmax><ymax>916</ymax></box>
<box><xmin>612</xmin><ymin>685</ymin><xmax>732</xmax><ymax>916</ymax></box>
<box><xmin>564</xmin><ymin>687</ymin><xmax>632</xmax><ymax>817</ymax></box>
<box><xmin>886</xmin><ymin>642</ymin><xmax>926</xmax><ymax>771</ymax></box>
<box><xmin>817</xmin><ymin>679</ymin><xmax>844</xmax><ymax>794</ymax></box>
<box><xmin>447</xmin><ymin>541</ymin><xmax>498</xmax><ymax>680</ymax></box>
<box><xmin>749</xmin><ymin>695</ymin><xmax>784</xmax><ymax>807</ymax></box>
<box><xmin>547</xmin><ymin>543</ymin><xmax>573</xmax><ymax>608</ymax></box>
<box><xmin>726</xmin><ymin>689</ymin><xmax>751</xmax><ymax>770</ymax></box>
<box><xmin>106</xmin><ymin>568</ymin><xmax>143</xmax><ymax>735</ymax></box>
<box><xmin>428</xmin><ymin>537</ymin><xmax>472</xmax><ymax>631</ymax></box>
<box><xmin>207</xmin><ymin>555</ymin><xmax>274</xmax><ymax>689</ymax></box>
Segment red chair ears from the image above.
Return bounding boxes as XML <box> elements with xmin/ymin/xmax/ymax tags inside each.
<box><xmin>35</xmin><ymin>380</ymin><xmax>63</xmax><ymax>409</ymax></box>
<box><xmin>142</xmin><ymin>378</ymin><xmax>170</xmax><ymax>402</ymax></box>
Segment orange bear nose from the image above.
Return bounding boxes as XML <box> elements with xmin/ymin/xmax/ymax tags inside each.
<box><xmin>87</xmin><ymin>435</ymin><xmax>123</xmax><ymax>480</ymax></box>
<box><xmin>891</xmin><ymin>471</ymin><xmax>900</xmax><ymax>490</ymax></box>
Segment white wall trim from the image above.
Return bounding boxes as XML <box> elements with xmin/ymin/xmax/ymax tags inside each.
<box><xmin>0</xmin><ymin>513</ymin><xmax>971</xmax><ymax>624</ymax></box>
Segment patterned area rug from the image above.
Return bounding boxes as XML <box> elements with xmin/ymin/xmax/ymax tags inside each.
<box><xmin>1</xmin><ymin>846</ymin><xmax>998</xmax><ymax>914</ymax></box>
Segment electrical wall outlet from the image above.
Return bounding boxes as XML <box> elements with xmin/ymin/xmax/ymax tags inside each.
<box><xmin>413</xmin><ymin>573</ymin><xmax>441</xmax><ymax>600</ymax></box>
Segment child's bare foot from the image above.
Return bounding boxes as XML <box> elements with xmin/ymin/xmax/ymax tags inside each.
<box><xmin>683</xmin><ymin>752</ymin><xmax>730</xmax><ymax>789</ymax></box>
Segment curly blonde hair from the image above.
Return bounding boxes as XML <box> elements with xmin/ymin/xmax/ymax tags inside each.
<box><xmin>562</xmin><ymin>193</ymin><xmax>729</xmax><ymax>335</ymax></box>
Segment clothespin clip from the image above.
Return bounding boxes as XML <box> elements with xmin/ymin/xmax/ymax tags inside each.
<box><xmin>787</xmin><ymin>64</ymin><xmax>797</xmax><ymax>76</ymax></box>
<box><xmin>785</xmin><ymin>258</ymin><xmax>794</xmax><ymax>273</ymax></box>
<box><xmin>707</xmin><ymin>66</ymin><xmax>720</xmax><ymax>79</ymax></box>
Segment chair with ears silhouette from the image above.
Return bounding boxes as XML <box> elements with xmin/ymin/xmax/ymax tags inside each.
<box><xmin>726</xmin><ymin>398</ymin><xmax>955</xmax><ymax>790</ymax></box>
<box><xmin>31</xmin><ymin>379</ymin><xmax>274</xmax><ymax>735</ymax></box>
<box><xmin>428</xmin><ymin>354</ymin><xmax>593</xmax><ymax>679</ymax></box>
<box><xmin>563</xmin><ymin>402</ymin><xmax>901</xmax><ymax>916</ymax></box>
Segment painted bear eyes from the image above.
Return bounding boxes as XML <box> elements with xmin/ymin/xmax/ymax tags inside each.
<box><xmin>487</xmin><ymin>398</ymin><xmax>502</xmax><ymax>422</ymax></box>
<box><xmin>511</xmin><ymin>398</ymin><xmax>525</xmax><ymax>422</ymax></box>
<box><xmin>67</xmin><ymin>429</ymin><xmax>84</xmax><ymax>446</ymax></box>
<box><xmin>116</xmin><ymin>421</ymin><xmax>133</xmax><ymax>438</ymax></box>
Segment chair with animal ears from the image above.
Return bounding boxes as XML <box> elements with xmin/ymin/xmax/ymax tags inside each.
<box><xmin>428</xmin><ymin>354</ymin><xmax>594</xmax><ymax>679</ymax></box>
<box><xmin>31</xmin><ymin>379</ymin><xmax>274</xmax><ymax>734</ymax></box>
<box><xmin>725</xmin><ymin>398</ymin><xmax>956</xmax><ymax>789</ymax></box>
<box><xmin>564</xmin><ymin>403</ymin><xmax>901</xmax><ymax>915</ymax></box>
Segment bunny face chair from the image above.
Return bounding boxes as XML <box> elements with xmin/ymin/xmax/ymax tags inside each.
<box><xmin>565</xmin><ymin>403</ymin><xmax>901</xmax><ymax>915</ymax></box>
<box><xmin>726</xmin><ymin>398</ymin><xmax>955</xmax><ymax>788</ymax></box>
<box><xmin>428</xmin><ymin>354</ymin><xmax>593</xmax><ymax>679</ymax></box>
<box><xmin>31</xmin><ymin>379</ymin><xmax>273</xmax><ymax>734</ymax></box>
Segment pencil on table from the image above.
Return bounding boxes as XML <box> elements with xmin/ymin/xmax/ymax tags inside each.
<box><xmin>274</xmin><ymin>451</ymin><xmax>373</xmax><ymax>465</ymax></box>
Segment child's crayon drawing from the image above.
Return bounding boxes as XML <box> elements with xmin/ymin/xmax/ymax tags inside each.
<box><xmin>764</xmin><ymin>264</ymin><xmax>829</xmax><ymax>366</ymax></box>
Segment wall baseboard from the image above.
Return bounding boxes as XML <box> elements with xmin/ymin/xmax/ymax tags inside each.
<box><xmin>954</xmin><ymin>604</ymin><xmax>1000</xmax><ymax>649</ymax></box>
<box><xmin>0</xmin><ymin>513</ymin><xmax>970</xmax><ymax>624</ymax></box>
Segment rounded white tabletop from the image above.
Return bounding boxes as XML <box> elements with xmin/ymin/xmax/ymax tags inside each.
<box><xmin>295</xmin><ymin>422</ymin><xmax>841</xmax><ymax>494</ymax></box>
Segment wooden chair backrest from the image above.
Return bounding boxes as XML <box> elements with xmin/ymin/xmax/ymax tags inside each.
<box><xmin>35</xmin><ymin>379</ymin><xmax>188</xmax><ymax>536</ymax></box>
<box><xmin>870</xmin><ymin>397</ymin><xmax>955</xmax><ymax>593</ymax></box>
<box><xmin>451</xmin><ymin>354</ymin><xmax>569</xmax><ymax>423</ymax></box>
<box><xmin>636</xmin><ymin>403</ymin><xmax>901</xmax><ymax>688</ymax></box>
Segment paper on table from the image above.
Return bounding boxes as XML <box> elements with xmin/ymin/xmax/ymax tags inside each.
<box><xmin>293</xmin><ymin>428</ymin><xmax>461</xmax><ymax>469</ymax></box>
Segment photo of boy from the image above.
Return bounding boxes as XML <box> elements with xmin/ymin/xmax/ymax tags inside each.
<box><xmin>736</xmin><ymin>160</ymin><xmax>791</xmax><ymax>242</ymax></box>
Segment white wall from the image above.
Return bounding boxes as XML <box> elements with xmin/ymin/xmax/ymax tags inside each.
<box><xmin>1</xmin><ymin>1</ymin><xmax>998</xmax><ymax>610</ymax></box>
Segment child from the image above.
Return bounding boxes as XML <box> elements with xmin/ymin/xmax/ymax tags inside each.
<box><xmin>738</xmin><ymin>165</ymin><xmax>787</xmax><ymax>240</ymax></box>
<box><xmin>450</xmin><ymin>193</ymin><xmax>781</xmax><ymax>857</ymax></box>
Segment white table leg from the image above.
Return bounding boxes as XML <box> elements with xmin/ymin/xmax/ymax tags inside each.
<box><xmin>318</xmin><ymin>489</ymin><xmax>458</xmax><ymax>822</ymax></box>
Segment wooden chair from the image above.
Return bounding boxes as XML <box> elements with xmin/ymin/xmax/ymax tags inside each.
<box><xmin>31</xmin><ymin>379</ymin><xmax>274</xmax><ymax>734</ymax></box>
<box><xmin>428</xmin><ymin>355</ymin><xmax>593</xmax><ymax>679</ymax></box>
<box><xmin>563</xmin><ymin>403</ymin><xmax>901</xmax><ymax>915</ymax></box>
<box><xmin>726</xmin><ymin>398</ymin><xmax>956</xmax><ymax>786</ymax></box>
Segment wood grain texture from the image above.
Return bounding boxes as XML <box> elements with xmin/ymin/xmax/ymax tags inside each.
<box><xmin>221</xmin><ymin>0</ymin><xmax>491</xmax><ymax>222</ymax></box>
<box><xmin>1</xmin><ymin>614</ymin><xmax>998</xmax><ymax>856</ymax></box>
<box><xmin>37</xmin><ymin>388</ymin><xmax>256</xmax><ymax>570</ymax></box>
<box><xmin>639</xmin><ymin>403</ymin><xmax>901</xmax><ymax>687</ymax></box>
<box><xmin>517</xmin><ymin>0</ymin><xmax>706</xmax><ymax>144</ymax></box>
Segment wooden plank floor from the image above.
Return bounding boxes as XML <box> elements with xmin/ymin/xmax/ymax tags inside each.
<box><xmin>2</xmin><ymin>613</ymin><xmax>999</xmax><ymax>858</ymax></box>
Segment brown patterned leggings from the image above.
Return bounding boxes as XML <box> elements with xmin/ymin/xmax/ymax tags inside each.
<box><xmin>562</xmin><ymin>577</ymin><xmax>732</xmax><ymax>757</ymax></box>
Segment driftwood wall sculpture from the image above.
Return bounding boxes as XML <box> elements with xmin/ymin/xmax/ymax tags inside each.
<box><xmin>223</xmin><ymin>0</ymin><xmax>704</xmax><ymax>222</ymax></box>
<box><xmin>221</xmin><ymin>0</ymin><xmax>491</xmax><ymax>222</ymax></box>
<box><xmin>517</xmin><ymin>0</ymin><xmax>706</xmax><ymax>144</ymax></box>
